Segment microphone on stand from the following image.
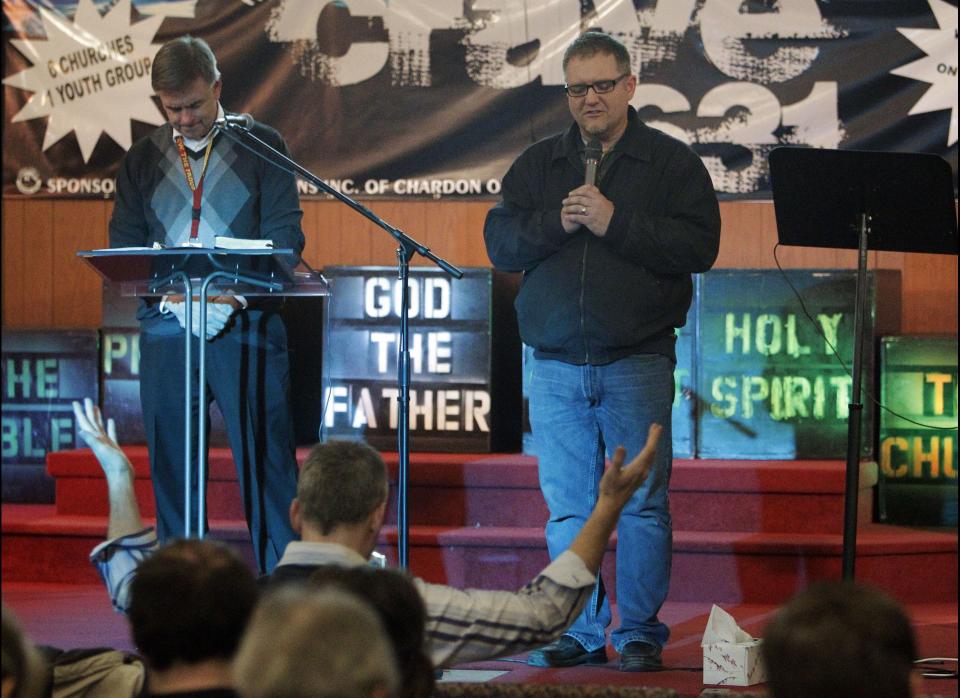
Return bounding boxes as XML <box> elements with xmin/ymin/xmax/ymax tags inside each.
<box><xmin>215</xmin><ymin>113</ymin><xmax>254</xmax><ymax>130</ymax></box>
<box><xmin>584</xmin><ymin>138</ymin><xmax>602</xmax><ymax>187</ymax></box>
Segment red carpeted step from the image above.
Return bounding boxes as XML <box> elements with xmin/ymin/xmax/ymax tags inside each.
<box><xmin>382</xmin><ymin>458</ymin><xmax>877</xmax><ymax>533</ymax></box>
<box><xmin>47</xmin><ymin>446</ymin><xmax>245</xmax><ymax>519</ymax></box>
<box><xmin>2</xmin><ymin>504</ymin><xmax>107</xmax><ymax>585</ymax></box>
<box><xmin>3</xmin><ymin>503</ymin><xmax>955</xmax><ymax>606</ymax></box>
<box><xmin>669</xmin><ymin>524</ymin><xmax>958</xmax><ymax>605</ymax></box>
<box><xmin>47</xmin><ymin>448</ymin><xmax>548</xmax><ymax>526</ymax></box>
<box><xmin>47</xmin><ymin>449</ymin><xmax>874</xmax><ymax>533</ymax></box>
<box><xmin>374</xmin><ymin>524</ymin><xmax>957</xmax><ymax>604</ymax></box>
<box><xmin>669</xmin><ymin>459</ymin><xmax>877</xmax><ymax>533</ymax></box>
<box><xmin>1</xmin><ymin>503</ymin><xmax>251</xmax><ymax>584</ymax></box>
<box><xmin>16</xmin><ymin>448</ymin><xmax>954</xmax><ymax>609</ymax></box>
<box><xmin>373</xmin><ymin>523</ymin><xmax>957</xmax><ymax>606</ymax></box>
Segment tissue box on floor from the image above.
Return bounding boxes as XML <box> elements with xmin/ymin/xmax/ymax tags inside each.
<box><xmin>703</xmin><ymin>637</ymin><xmax>766</xmax><ymax>686</ymax></box>
<box><xmin>701</xmin><ymin>605</ymin><xmax>767</xmax><ymax>686</ymax></box>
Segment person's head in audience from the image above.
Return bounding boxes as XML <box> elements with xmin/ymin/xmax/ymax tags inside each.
<box><xmin>291</xmin><ymin>440</ymin><xmax>389</xmax><ymax>557</ymax></box>
<box><xmin>308</xmin><ymin>565</ymin><xmax>434</xmax><ymax>698</ymax></box>
<box><xmin>762</xmin><ymin>580</ymin><xmax>919</xmax><ymax>698</ymax></box>
<box><xmin>234</xmin><ymin>586</ymin><xmax>399</xmax><ymax>698</ymax></box>
<box><xmin>128</xmin><ymin>539</ymin><xmax>258</xmax><ymax>694</ymax></box>
<box><xmin>1</xmin><ymin>605</ymin><xmax>46</xmax><ymax>698</ymax></box>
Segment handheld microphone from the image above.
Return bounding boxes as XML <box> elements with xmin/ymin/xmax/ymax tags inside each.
<box><xmin>215</xmin><ymin>113</ymin><xmax>254</xmax><ymax>130</ymax></box>
<box><xmin>584</xmin><ymin>138</ymin><xmax>602</xmax><ymax>187</ymax></box>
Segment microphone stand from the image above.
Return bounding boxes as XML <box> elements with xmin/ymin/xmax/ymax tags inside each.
<box><xmin>216</xmin><ymin>120</ymin><xmax>463</xmax><ymax>568</ymax></box>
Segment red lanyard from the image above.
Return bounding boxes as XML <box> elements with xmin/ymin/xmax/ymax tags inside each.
<box><xmin>175</xmin><ymin>136</ymin><xmax>214</xmax><ymax>241</ymax></box>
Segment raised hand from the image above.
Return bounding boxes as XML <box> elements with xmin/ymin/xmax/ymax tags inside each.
<box><xmin>568</xmin><ymin>422</ymin><xmax>663</xmax><ymax>574</ymax></box>
<box><xmin>598</xmin><ymin>422</ymin><xmax>663</xmax><ymax>511</ymax></box>
<box><xmin>72</xmin><ymin>398</ymin><xmax>143</xmax><ymax>538</ymax></box>
<box><xmin>72</xmin><ymin>398</ymin><xmax>130</xmax><ymax>481</ymax></box>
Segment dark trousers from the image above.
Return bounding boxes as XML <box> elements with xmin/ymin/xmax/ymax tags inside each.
<box><xmin>139</xmin><ymin>308</ymin><xmax>298</xmax><ymax>573</ymax></box>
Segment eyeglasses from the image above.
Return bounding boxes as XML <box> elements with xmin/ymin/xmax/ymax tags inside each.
<box><xmin>564</xmin><ymin>74</ymin><xmax>630</xmax><ymax>98</ymax></box>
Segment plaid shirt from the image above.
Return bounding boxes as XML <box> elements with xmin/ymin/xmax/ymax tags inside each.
<box><xmin>92</xmin><ymin>534</ymin><xmax>594</xmax><ymax>667</ymax></box>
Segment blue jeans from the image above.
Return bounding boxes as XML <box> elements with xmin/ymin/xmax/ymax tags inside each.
<box><xmin>529</xmin><ymin>354</ymin><xmax>673</xmax><ymax>652</ymax></box>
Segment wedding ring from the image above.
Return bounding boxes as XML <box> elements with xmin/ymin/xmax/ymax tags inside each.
<box><xmin>580</xmin><ymin>206</ymin><xmax>587</xmax><ymax>214</ymax></box>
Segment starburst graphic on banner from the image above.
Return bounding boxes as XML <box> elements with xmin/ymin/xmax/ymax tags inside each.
<box><xmin>890</xmin><ymin>0</ymin><xmax>958</xmax><ymax>147</ymax></box>
<box><xmin>3</xmin><ymin>0</ymin><xmax>165</xmax><ymax>161</ymax></box>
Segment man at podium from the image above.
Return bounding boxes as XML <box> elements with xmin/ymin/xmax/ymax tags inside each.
<box><xmin>108</xmin><ymin>36</ymin><xmax>304</xmax><ymax>573</ymax></box>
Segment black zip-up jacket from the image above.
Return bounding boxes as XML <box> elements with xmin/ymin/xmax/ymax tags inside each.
<box><xmin>484</xmin><ymin>108</ymin><xmax>721</xmax><ymax>365</ymax></box>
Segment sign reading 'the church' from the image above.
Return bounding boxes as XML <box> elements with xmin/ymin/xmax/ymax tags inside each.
<box><xmin>878</xmin><ymin>336</ymin><xmax>957</xmax><ymax>527</ymax></box>
<box><xmin>321</xmin><ymin>266</ymin><xmax>521</xmax><ymax>453</ymax></box>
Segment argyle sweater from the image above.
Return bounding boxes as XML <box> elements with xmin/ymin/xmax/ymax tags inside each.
<box><xmin>109</xmin><ymin>119</ymin><xmax>305</xmax><ymax>322</ymax></box>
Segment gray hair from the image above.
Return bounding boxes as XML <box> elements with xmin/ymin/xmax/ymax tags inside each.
<box><xmin>297</xmin><ymin>440</ymin><xmax>389</xmax><ymax>534</ymax></box>
<box><xmin>234</xmin><ymin>586</ymin><xmax>399</xmax><ymax>698</ymax></box>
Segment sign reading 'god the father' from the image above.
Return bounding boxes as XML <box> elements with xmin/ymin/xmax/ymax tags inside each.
<box><xmin>321</xmin><ymin>266</ymin><xmax>520</xmax><ymax>453</ymax></box>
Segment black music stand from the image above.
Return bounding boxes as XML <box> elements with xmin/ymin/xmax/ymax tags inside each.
<box><xmin>768</xmin><ymin>146</ymin><xmax>958</xmax><ymax>580</ymax></box>
<box><xmin>79</xmin><ymin>247</ymin><xmax>330</xmax><ymax>539</ymax></box>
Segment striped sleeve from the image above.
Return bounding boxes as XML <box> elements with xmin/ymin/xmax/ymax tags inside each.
<box><xmin>417</xmin><ymin>550</ymin><xmax>595</xmax><ymax>667</ymax></box>
<box><xmin>89</xmin><ymin>527</ymin><xmax>158</xmax><ymax>614</ymax></box>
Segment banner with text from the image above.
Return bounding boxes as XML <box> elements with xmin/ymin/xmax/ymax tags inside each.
<box><xmin>3</xmin><ymin>0</ymin><xmax>957</xmax><ymax>199</ymax></box>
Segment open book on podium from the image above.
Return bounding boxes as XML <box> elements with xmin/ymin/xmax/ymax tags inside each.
<box><xmin>77</xmin><ymin>244</ymin><xmax>329</xmax><ymax>299</ymax></box>
<box><xmin>213</xmin><ymin>236</ymin><xmax>272</xmax><ymax>250</ymax></box>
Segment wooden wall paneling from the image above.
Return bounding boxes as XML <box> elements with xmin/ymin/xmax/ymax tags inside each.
<box><xmin>716</xmin><ymin>200</ymin><xmax>853</xmax><ymax>270</ymax></box>
<box><xmin>362</xmin><ymin>200</ymin><xmax>424</xmax><ymax>267</ymax></box>
<box><xmin>11</xmin><ymin>200</ymin><xmax>56</xmax><ymax>327</ymax></box>
<box><xmin>303</xmin><ymin>200</ymin><xmax>349</xmax><ymax>268</ymax></box>
<box><xmin>51</xmin><ymin>200</ymin><xmax>107</xmax><ymax>328</ymax></box>
<box><xmin>300</xmin><ymin>199</ymin><xmax>324</xmax><ymax>267</ymax></box>
<box><xmin>873</xmin><ymin>249</ymin><xmax>907</xmax><ymax>334</ymax></box>
<box><xmin>2</xmin><ymin>199</ymin><xmax>27</xmax><ymax>325</ymax></box>
<box><xmin>33</xmin><ymin>199</ymin><xmax>57</xmax><ymax>326</ymax></box>
<box><xmin>898</xmin><ymin>251</ymin><xmax>958</xmax><ymax>334</ymax></box>
<box><xmin>96</xmin><ymin>200</ymin><xmax>115</xmax><ymax>324</ymax></box>
<box><xmin>394</xmin><ymin>199</ymin><xmax>492</xmax><ymax>269</ymax></box>
<box><xmin>431</xmin><ymin>201</ymin><xmax>495</xmax><ymax>267</ymax></box>
<box><xmin>415</xmin><ymin>200</ymin><xmax>471</xmax><ymax>268</ymax></box>
<box><xmin>873</xmin><ymin>250</ymin><xmax>906</xmax><ymax>272</ymax></box>
<box><xmin>418</xmin><ymin>200</ymin><xmax>456</xmax><ymax>265</ymax></box>
<box><xmin>335</xmin><ymin>199</ymin><xmax>380</xmax><ymax>265</ymax></box>
<box><xmin>2</xmin><ymin>198</ymin><xmax>956</xmax><ymax>334</ymax></box>
<box><xmin>715</xmin><ymin>201</ymin><xmax>774</xmax><ymax>268</ymax></box>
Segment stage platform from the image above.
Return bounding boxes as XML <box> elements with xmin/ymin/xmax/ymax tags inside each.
<box><xmin>2</xmin><ymin>447</ymin><xmax>957</xmax><ymax>695</ymax></box>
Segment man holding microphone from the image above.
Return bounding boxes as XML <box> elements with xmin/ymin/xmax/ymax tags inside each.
<box><xmin>484</xmin><ymin>30</ymin><xmax>721</xmax><ymax>671</ymax></box>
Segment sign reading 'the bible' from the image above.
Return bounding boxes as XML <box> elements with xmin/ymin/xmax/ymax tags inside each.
<box><xmin>321</xmin><ymin>266</ymin><xmax>521</xmax><ymax>453</ymax></box>
<box><xmin>1</xmin><ymin>330</ymin><xmax>98</xmax><ymax>502</ymax></box>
